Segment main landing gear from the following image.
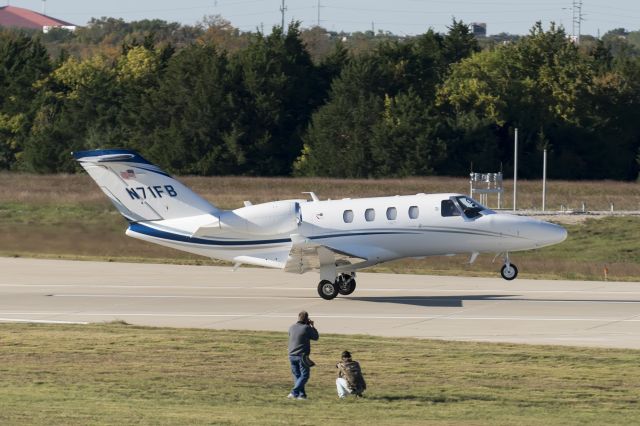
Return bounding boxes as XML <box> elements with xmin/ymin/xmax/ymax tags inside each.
<box><xmin>500</xmin><ymin>253</ymin><xmax>518</xmax><ymax>280</ymax></box>
<box><xmin>317</xmin><ymin>273</ymin><xmax>356</xmax><ymax>300</ymax></box>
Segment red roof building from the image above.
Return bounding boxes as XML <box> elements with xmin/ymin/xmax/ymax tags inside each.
<box><xmin>0</xmin><ymin>5</ymin><xmax>76</xmax><ymax>32</ymax></box>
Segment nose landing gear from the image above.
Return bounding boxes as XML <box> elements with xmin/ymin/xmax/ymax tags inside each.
<box><xmin>500</xmin><ymin>253</ymin><xmax>518</xmax><ymax>280</ymax></box>
<box><xmin>317</xmin><ymin>273</ymin><xmax>357</xmax><ymax>300</ymax></box>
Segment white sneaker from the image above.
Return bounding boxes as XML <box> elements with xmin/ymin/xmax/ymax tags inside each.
<box><xmin>296</xmin><ymin>395</ymin><xmax>307</xmax><ymax>400</ymax></box>
<box><xmin>287</xmin><ymin>393</ymin><xmax>296</xmax><ymax>399</ymax></box>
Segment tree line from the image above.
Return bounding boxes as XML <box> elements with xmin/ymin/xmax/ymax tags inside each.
<box><xmin>1</xmin><ymin>18</ymin><xmax>640</xmax><ymax>179</ymax></box>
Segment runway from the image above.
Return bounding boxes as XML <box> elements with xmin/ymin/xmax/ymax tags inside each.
<box><xmin>2</xmin><ymin>257</ymin><xmax>640</xmax><ymax>349</ymax></box>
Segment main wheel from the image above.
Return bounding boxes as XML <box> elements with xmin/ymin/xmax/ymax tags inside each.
<box><xmin>337</xmin><ymin>274</ymin><xmax>356</xmax><ymax>295</ymax></box>
<box><xmin>318</xmin><ymin>280</ymin><xmax>339</xmax><ymax>300</ymax></box>
<box><xmin>500</xmin><ymin>263</ymin><xmax>518</xmax><ymax>280</ymax></box>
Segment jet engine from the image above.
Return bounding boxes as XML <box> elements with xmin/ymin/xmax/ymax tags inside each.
<box><xmin>194</xmin><ymin>200</ymin><xmax>303</xmax><ymax>237</ymax></box>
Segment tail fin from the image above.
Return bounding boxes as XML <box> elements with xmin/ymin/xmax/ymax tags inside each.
<box><xmin>73</xmin><ymin>149</ymin><xmax>219</xmax><ymax>222</ymax></box>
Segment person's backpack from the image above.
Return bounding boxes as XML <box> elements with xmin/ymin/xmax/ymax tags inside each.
<box><xmin>342</xmin><ymin>360</ymin><xmax>366</xmax><ymax>393</ymax></box>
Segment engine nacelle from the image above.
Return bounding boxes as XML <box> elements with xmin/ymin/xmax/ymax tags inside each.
<box><xmin>194</xmin><ymin>200</ymin><xmax>303</xmax><ymax>237</ymax></box>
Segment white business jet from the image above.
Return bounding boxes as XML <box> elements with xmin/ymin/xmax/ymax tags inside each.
<box><xmin>74</xmin><ymin>149</ymin><xmax>567</xmax><ymax>300</ymax></box>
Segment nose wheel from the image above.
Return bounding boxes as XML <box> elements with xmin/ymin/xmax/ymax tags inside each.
<box><xmin>496</xmin><ymin>253</ymin><xmax>518</xmax><ymax>280</ymax></box>
<box><xmin>501</xmin><ymin>263</ymin><xmax>518</xmax><ymax>280</ymax></box>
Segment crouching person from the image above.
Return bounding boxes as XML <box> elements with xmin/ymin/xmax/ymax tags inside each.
<box><xmin>336</xmin><ymin>350</ymin><xmax>366</xmax><ymax>398</ymax></box>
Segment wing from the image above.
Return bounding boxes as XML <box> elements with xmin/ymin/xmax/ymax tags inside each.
<box><xmin>283</xmin><ymin>234</ymin><xmax>367</xmax><ymax>274</ymax></box>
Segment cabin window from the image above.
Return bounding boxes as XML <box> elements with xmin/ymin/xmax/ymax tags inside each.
<box><xmin>386</xmin><ymin>207</ymin><xmax>397</xmax><ymax>220</ymax></box>
<box><xmin>441</xmin><ymin>200</ymin><xmax>461</xmax><ymax>217</ymax></box>
<box><xmin>343</xmin><ymin>210</ymin><xmax>354</xmax><ymax>223</ymax></box>
<box><xmin>365</xmin><ymin>208</ymin><xmax>375</xmax><ymax>222</ymax></box>
<box><xmin>408</xmin><ymin>206</ymin><xmax>419</xmax><ymax>219</ymax></box>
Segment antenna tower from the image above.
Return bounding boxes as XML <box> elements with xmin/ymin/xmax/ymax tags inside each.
<box><xmin>571</xmin><ymin>0</ymin><xmax>584</xmax><ymax>44</ymax></box>
<box><xmin>280</xmin><ymin>0</ymin><xmax>287</xmax><ymax>31</ymax></box>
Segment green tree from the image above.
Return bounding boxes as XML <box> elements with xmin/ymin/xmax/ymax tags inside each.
<box><xmin>22</xmin><ymin>54</ymin><xmax>122</xmax><ymax>172</ymax></box>
<box><xmin>132</xmin><ymin>44</ymin><xmax>237</xmax><ymax>175</ymax></box>
<box><xmin>0</xmin><ymin>31</ymin><xmax>51</xmax><ymax>169</ymax></box>
<box><xmin>295</xmin><ymin>59</ymin><xmax>383</xmax><ymax>177</ymax></box>
<box><xmin>442</xmin><ymin>19</ymin><xmax>480</xmax><ymax>66</ymax></box>
<box><xmin>370</xmin><ymin>91</ymin><xmax>446</xmax><ymax>176</ymax></box>
<box><xmin>297</xmin><ymin>20</ymin><xmax>479</xmax><ymax>178</ymax></box>
<box><xmin>438</xmin><ymin>22</ymin><xmax>640</xmax><ymax>179</ymax></box>
<box><xmin>226</xmin><ymin>23</ymin><xmax>323</xmax><ymax>175</ymax></box>
<box><xmin>439</xmin><ymin>23</ymin><xmax>586</xmax><ymax>177</ymax></box>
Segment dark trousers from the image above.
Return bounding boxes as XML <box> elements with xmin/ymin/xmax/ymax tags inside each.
<box><xmin>289</xmin><ymin>355</ymin><xmax>310</xmax><ymax>397</ymax></box>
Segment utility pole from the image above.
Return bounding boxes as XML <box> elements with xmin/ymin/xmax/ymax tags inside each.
<box><xmin>280</xmin><ymin>0</ymin><xmax>287</xmax><ymax>32</ymax></box>
<box><xmin>571</xmin><ymin>0</ymin><xmax>584</xmax><ymax>44</ymax></box>
<box><xmin>317</xmin><ymin>0</ymin><xmax>321</xmax><ymax>27</ymax></box>
<box><xmin>513</xmin><ymin>128</ymin><xmax>518</xmax><ymax>212</ymax></box>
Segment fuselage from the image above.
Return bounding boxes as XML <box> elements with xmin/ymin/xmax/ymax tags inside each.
<box><xmin>125</xmin><ymin>192</ymin><xmax>567</xmax><ymax>272</ymax></box>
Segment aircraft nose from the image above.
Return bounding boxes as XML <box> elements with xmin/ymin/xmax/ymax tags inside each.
<box><xmin>527</xmin><ymin>220</ymin><xmax>567</xmax><ymax>247</ymax></box>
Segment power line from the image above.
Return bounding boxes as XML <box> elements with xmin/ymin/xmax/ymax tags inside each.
<box><xmin>323</xmin><ymin>5</ymin><xmax>562</xmax><ymax>15</ymax></box>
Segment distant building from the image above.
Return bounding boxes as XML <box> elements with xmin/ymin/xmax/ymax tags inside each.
<box><xmin>470</xmin><ymin>22</ymin><xmax>487</xmax><ymax>38</ymax></box>
<box><xmin>0</xmin><ymin>5</ymin><xmax>76</xmax><ymax>33</ymax></box>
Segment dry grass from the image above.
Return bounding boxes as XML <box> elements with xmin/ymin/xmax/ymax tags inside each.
<box><xmin>2</xmin><ymin>172</ymin><xmax>639</xmax><ymax>211</ymax></box>
<box><xmin>0</xmin><ymin>223</ymin><xmax>224</xmax><ymax>266</ymax></box>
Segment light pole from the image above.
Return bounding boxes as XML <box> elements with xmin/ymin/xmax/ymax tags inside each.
<box><xmin>513</xmin><ymin>128</ymin><xmax>518</xmax><ymax>212</ymax></box>
<box><xmin>280</xmin><ymin>0</ymin><xmax>287</xmax><ymax>31</ymax></box>
<box><xmin>542</xmin><ymin>148</ymin><xmax>547</xmax><ymax>211</ymax></box>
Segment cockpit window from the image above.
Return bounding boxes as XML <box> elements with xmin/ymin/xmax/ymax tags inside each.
<box><xmin>455</xmin><ymin>196</ymin><xmax>486</xmax><ymax>219</ymax></box>
<box><xmin>441</xmin><ymin>200</ymin><xmax>461</xmax><ymax>217</ymax></box>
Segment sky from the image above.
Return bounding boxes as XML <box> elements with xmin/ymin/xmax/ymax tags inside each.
<box><xmin>4</xmin><ymin>0</ymin><xmax>640</xmax><ymax>37</ymax></box>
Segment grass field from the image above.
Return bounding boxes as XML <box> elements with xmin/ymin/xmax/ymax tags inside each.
<box><xmin>1</xmin><ymin>323</ymin><xmax>640</xmax><ymax>425</ymax></box>
<box><xmin>2</xmin><ymin>173</ymin><xmax>640</xmax><ymax>280</ymax></box>
<box><xmin>2</xmin><ymin>172</ymin><xmax>640</xmax><ymax>211</ymax></box>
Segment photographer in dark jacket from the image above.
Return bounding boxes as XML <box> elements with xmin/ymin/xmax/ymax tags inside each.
<box><xmin>287</xmin><ymin>311</ymin><xmax>319</xmax><ymax>400</ymax></box>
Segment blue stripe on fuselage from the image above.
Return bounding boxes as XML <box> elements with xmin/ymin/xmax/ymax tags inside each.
<box><xmin>309</xmin><ymin>231</ymin><xmax>417</xmax><ymax>240</ymax></box>
<box><xmin>128</xmin><ymin>224</ymin><xmax>423</xmax><ymax>247</ymax></box>
<box><xmin>129</xmin><ymin>223</ymin><xmax>508</xmax><ymax>249</ymax></box>
<box><xmin>128</xmin><ymin>223</ymin><xmax>292</xmax><ymax>246</ymax></box>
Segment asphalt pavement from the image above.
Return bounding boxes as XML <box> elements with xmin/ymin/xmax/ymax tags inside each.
<box><xmin>2</xmin><ymin>258</ymin><xmax>640</xmax><ymax>348</ymax></box>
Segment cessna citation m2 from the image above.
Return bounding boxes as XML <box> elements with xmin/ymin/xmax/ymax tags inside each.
<box><xmin>74</xmin><ymin>149</ymin><xmax>567</xmax><ymax>300</ymax></box>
